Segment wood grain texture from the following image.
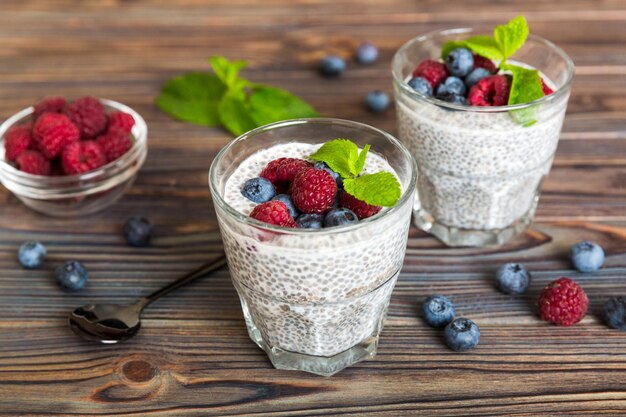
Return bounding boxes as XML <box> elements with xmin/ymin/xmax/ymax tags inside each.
<box><xmin>0</xmin><ymin>1</ymin><xmax>625</xmax><ymax>416</ymax></box>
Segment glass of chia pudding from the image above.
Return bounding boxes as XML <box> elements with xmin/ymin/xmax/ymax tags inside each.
<box><xmin>392</xmin><ymin>23</ymin><xmax>575</xmax><ymax>247</ymax></box>
<box><xmin>209</xmin><ymin>118</ymin><xmax>417</xmax><ymax>376</ymax></box>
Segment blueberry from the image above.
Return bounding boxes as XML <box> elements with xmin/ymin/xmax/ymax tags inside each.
<box><xmin>55</xmin><ymin>261</ymin><xmax>88</xmax><ymax>291</ymax></box>
<box><xmin>356</xmin><ymin>42</ymin><xmax>378</xmax><ymax>65</ymax></box>
<box><xmin>320</xmin><ymin>55</ymin><xmax>346</xmax><ymax>77</ymax></box>
<box><xmin>296</xmin><ymin>213</ymin><xmax>324</xmax><ymax>229</ymax></box>
<box><xmin>436</xmin><ymin>92</ymin><xmax>467</xmax><ymax>105</ymax></box>
<box><xmin>495</xmin><ymin>263</ymin><xmax>531</xmax><ymax>295</ymax></box>
<box><xmin>17</xmin><ymin>241</ymin><xmax>47</xmax><ymax>269</ymax></box>
<box><xmin>445</xmin><ymin>47</ymin><xmax>474</xmax><ymax>77</ymax></box>
<box><xmin>241</xmin><ymin>177</ymin><xmax>275</xmax><ymax>203</ymax></box>
<box><xmin>570</xmin><ymin>241</ymin><xmax>605</xmax><ymax>272</ymax></box>
<box><xmin>272</xmin><ymin>194</ymin><xmax>299</xmax><ymax>218</ymax></box>
<box><xmin>464</xmin><ymin>67</ymin><xmax>491</xmax><ymax>88</ymax></box>
<box><xmin>604</xmin><ymin>297</ymin><xmax>626</xmax><ymax>331</ymax></box>
<box><xmin>422</xmin><ymin>295</ymin><xmax>455</xmax><ymax>328</ymax></box>
<box><xmin>436</xmin><ymin>76</ymin><xmax>466</xmax><ymax>97</ymax></box>
<box><xmin>314</xmin><ymin>161</ymin><xmax>343</xmax><ymax>188</ymax></box>
<box><xmin>324</xmin><ymin>208</ymin><xmax>359</xmax><ymax>227</ymax></box>
<box><xmin>407</xmin><ymin>77</ymin><xmax>433</xmax><ymax>96</ymax></box>
<box><xmin>366</xmin><ymin>90</ymin><xmax>390</xmax><ymax>113</ymax></box>
<box><xmin>444</xmin><ymin>318</ymin><xmax>480</xmax><ymax>352</ymax></box>
<box><xmin>123</xmin><ymin>216</ymin><xmax>153</xmax><ymax>247</ymax></box>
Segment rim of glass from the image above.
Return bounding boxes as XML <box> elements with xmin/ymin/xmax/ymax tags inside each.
<box><xmin>209</xmin><ymin>118</ymin><xmax>418</xmax><ymax>235</ymax></box>
<box><xmin>391</xmin><ymin>28</ymin><xmax>575</xmax><ymax>112</ymax></box>
<box><xmin>0</xmin><ymin>98</ymin><xmax>148</xmax><ymax>186</ymax></box>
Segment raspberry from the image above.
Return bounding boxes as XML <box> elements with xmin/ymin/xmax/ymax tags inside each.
<box><xmin>33</xmin><ymin>97</ymin><xmax>67</xmax><ymax>119</ymax></box>
<box><xmin>541</xmin><ymin>78</ymin><xmax>554</xmax><ymax>95</ymax></box>
<box><xmin>412</xmin><ymin>59</ymin><xmax>448</xmax><ymax>88</ymax></box>
<box><xmin>32</xmin><ymin>113</ymin><xmax>80</xmax><ymax>159</ymax></box>
<box><xmin>97</xmin><ymin>129</ymin><xmax>132</xmax><ymax>162</ymax></box>
<box><xmin>107</xmin><ymin>111</ymin><xmax>135</xmax><ymax>134</ymax></box>
<box><xmin>61</xmin><ymin>140</ymin><xmax>107</xmax><ymax>175</ymax></box>
<box><xmin>250</xmin><ymin>200</ymin><xmax>297</xmax><ymax>228</ymax></box>
<box><xmin>260</xmin><ymin>158</ymin><xmax>312</xmax><ymax>193</ymax></box>
<box><xmin>472</xmin><ymin>54</ymin><xmax>497</xmax><ymax>74</ymax></box>
<box><xmin>340</xmin><ymin>191</ymin><xmax>381</xmax><ymax>220</ymax></box>
<box><xmin>538</xmin><ymin>277</ymin><xmax>588</xmax><ymax>326</ymax></box>
<box><xmin>65</xmin><ymin>96</ymin><xmax>107</xmax><ymax>139</ymax></box>
<box><xmin>4</xmin><ymin>124</ymin><xmax>32</xmax><ymax>162</ymax></box>
<box><xmin>468</xmin><ymin>75</ymin><xmax>511</xmax><ymax>106</ymax></box>
<box><xmin>291</xmin><ymin>168</ymin><xmax>337</xmax><ymax>214</ymax></box>
<box><xmin>16</xmin><ymin>150</ymin><xmax>51</xmax><ymax>175</ymax></box>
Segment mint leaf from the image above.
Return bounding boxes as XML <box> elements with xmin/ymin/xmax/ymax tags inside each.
<box><xmin>493</xmin><ymin>16</ymin><xmax>529</xmax><ymax>60</ymax></box>
<box><xmin>465</xmin><ymin>35</ymin><xmax>504</xmax><ymax>61</ymax></box>
<box><xmin>218</xmin><ymin>92</ymin><xmax>257</xmax><ymax>136</ymax></box>
<box><xmin>309</xmin><ymin>139</ymin><xmax>360</xmax><ymax>178</ymax></box>
<box><xmin>441</xmin><ymin>41</ymin><xmax>467</xmax><ymax>59</ymax></box>
<box><xmin>354</xmin><ymin>144</ymin><xmax>370</xmax><ymax>175</ymax></box>
<box><xmin>501</xmin><ymin>63</ymin><xmax>544</xmax><ymax>126</ymax></box>
<box><xmin>248</xmin><ymin>85</ymin><xmax>319</xmax><ymax>126</ymax></box>
<box><xmin>209</xmin><ymin>56</ymin><xmax>248</xmax><ymax>89</ymax></box>
<box><xmin>156</xmin><ymin>72</ymin><xmax>226</xmax><ymax>126</ymax></box>
<box><xmin>343</xmin><ymin>172</ymin><xmax>401</xmax><ymax>207</ymax></box>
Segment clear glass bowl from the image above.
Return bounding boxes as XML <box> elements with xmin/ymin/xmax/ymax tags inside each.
<box><xmin>0</xmin><ymin>99</ymin><xmax>148</xmax><ymax>217</ymax></box>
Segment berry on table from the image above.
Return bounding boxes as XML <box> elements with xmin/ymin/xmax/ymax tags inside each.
<box><xmin>412</xmin><ymin>59</ymin><xmax>448</xmax><ymax>88</ymax></box>
<box><xmin>445</xmin><ymin>47</ymin><xmax>474</xmax><ymax>77</ymax></box>
<box><xmin>604</xmin><ymin>297</ymin><xmax>626</xmax><ymax>331</ymax></box>
<box><xmin>18</xmin><ymin>241</ymin><xmax>47</xmax><ymax>269</ymax></box>
<box><xmin>356</xmin><ymin>42</ymin><xmax>378</xmax><ymax>65</ymax></box>
<box><xmin>32</xmin><ymin>112</ymin><xmax>80</xmax><ymax>159</ymax></box>
<box><xmin>319</xmin><ymin>55</ymin><xmax>346</xmax><ymax>77</ymax></box>
<box><xmin>314</xmin><ymin>161</ymin><xmax>343</xmax><ymax>188</ymax></box>
<box><xmin>123</xmin><ymin>215</ymin><xmax>153</xmax><ymax>247</ymax></box>
<box><xmin>570</xmin><ymin>241</ymin><xmax>605</xmax><ymax>272</ymax></box>
<box><xmin>55</xmin><ymin>260</ymin><xmax>88</xmax><ymax>291</ymax></box>
<box><xmin>241</xmin><ymin>177</ymin><xmax>276</xmax><ymax>203</ymax></box>
<box><xmin>495</xmin><ymin>263</ymin><xmax>531</xmax><ymax>295</ymax></box>
<box><xmin>464</xmin><ymin>67</ymin><xmax>491</xmax><ymax>88</ymax></box>
<box><xmin>272</xmin><ymin>194</ymin><xmax>299</xmax><ymax>218</ymax></box>
<box><xmin>33</xmin><ymin>96</ymin><xmax>67</xmax><ymax>119</ymax></box>
<box><xmin>107</xmin><ymin>111</ymin><xmax>135</xmax><ymax>134</ymax></box>
<box><xmin>16</xmin><ymin>150</ymin><xmax>51</xmax><ymax>175</ymax></box>
<box><xmin>4</xmin><ymin>124</ymin><xmax>33</xmax><ymax>162</ymax></box>
<box><xmin>365</xmin><ymin>90</ymin><xmax>390</xmax><ymax>113</ymax></box>
<box><xmin>96</xmin><ymin>129</ymin><xmax>133</xmax><ymax>162</ymax></box>
<box><xmin>468</xmin><ymin>75</ymin><xmax>511</xmax><ymax>106</ymax></box>
<box><xmin>472</xmin><ymin>54</ymin><xmax>497</xmax><ymax>74</ymax></box>
<box><xmin>61</xmin><ymin>141</ymin><xmax>107</xmax><ymax>175</ymax></box>
<box><xmin>538</xmin><ymin>277</ymin><xmax>588</xmax><ymax>326</ymax></box>
<box><xmin>407</xmin><ymin>77</ymin><xmax>433</xmax><ymax>96</ymax></box>
<box><xmin>250</xmin><ymin>200</ymin><xmax>297</xmax><ymax>228</ymax></box>
<box><xmin>340</xmin><ymin>191</ymin><xmax>381</xmax><ymax>220</ymax></box>
<box><xmin>444</xmin><ymin>318</ymin><xmax>480</xmax><ymax>352</ymax></box>
<box><xmin>436</xmin><ymin>76</ymin><xmax>466</xmax><ymax>97</ymax></box>
<box><xmin>436</xmin><ymin>92</ymin><xmax>467</xmax><ymax>105</ymax></box>
<box><xmin>65</xmin><ymin>96</ymin><xmax>107</xmax><ymax>139</ymax></box>
<box><xmin>296</xmin><ymin>213</ymin><xmax>324</xmax><ymax>229</ymax></box>
<box><xmin>422</xmin><ymin>295</ymin><xmax>455</xmax><ymax>328</ymax></box>
<box><xmin>291</xmin><ymin>168</ymin><xmax>337</xmax><ymax>214</ymax></box>
<box><xmin>323</xmin><ymin>208</ymin><xmax>358</xmax><ymax>227</ymax></box>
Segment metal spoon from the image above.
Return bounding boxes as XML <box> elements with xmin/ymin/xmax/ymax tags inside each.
<box><xmin>69</xmin><ymin>252</ymin><xmax>227</xmax><ymax>344</ymax></box>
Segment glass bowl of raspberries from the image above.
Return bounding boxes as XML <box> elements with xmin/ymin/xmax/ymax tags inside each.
<box><xmin>0</xmin><ymin>96</ymin><xmax>147</xmax><ymax>216</ymax></box>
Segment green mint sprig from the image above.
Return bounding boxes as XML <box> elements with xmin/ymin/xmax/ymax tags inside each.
<box><xmin>310</xmin><ymin>139</ymin><xmax>401</xmax><ymax>207</ymax></box>
<box><xmin>156</xmin><ymin>56</ymin><xmax>319</xmax><ymax>136</ymax></box>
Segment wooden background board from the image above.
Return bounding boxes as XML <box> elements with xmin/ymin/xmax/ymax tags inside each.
<box><xmin>0</xmin><ymin>1</ymin><xmax>625</xmax><ymax>415</ymax></box>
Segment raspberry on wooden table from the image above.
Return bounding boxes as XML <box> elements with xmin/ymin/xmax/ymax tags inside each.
<box><xmin>61</xmin><ymin>140</ymin><xmax>107</xmax><ymax>175</ymax></box>
<box><xmin>4</xmin><ymin>124</ymin><xmax>32</xmax><ymax>162</ymax></box>
<box><xmin>32</xmin><ymin>112</ymin><xmax>79</xmax><ymax>159</ymax></box>
<box><xmin>250</xmin><ymin>200</ymin><xmax>297</xmax><ymax>227</ymax></box>
<box><xmin>16</xmin><ymin>150</ymin><xmax>51</xmax><ymax>175</ymax></box>
<box><xmin>291</xmin><ymin>168</ymin><xmax>338</xmax><ymax>214</ymax></box>
<box><xmin>65</xmin><ymin>96</ymin><xmax>107</xmax><ymax>139</ymax></box>
<box><xmin>537</xmin><ymin>277</ymin><xmax>588</xmax><ymax>326</ymax></box>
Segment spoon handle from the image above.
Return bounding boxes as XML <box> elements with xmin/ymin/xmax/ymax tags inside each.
<box><xmin>139</xmin><ymin>251</ymin><xmax>228</xmax><ymax>308</ymax></box>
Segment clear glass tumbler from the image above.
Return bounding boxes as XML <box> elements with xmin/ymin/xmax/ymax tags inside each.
<box><xmin>392</xmin><ymin>29</ymin><xmax>574</xmax><ymax>247</ymax></box>
<box><xmin>209</xmin><ymin>118</ymin><xmax>417</xmax><ymax>376</ymax></box>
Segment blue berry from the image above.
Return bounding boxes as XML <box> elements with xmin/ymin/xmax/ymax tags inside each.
<box><xmin>445</xmin><ymin>47</ymin><xmax>474</xmax><ymax>77</ymax></box>
<box><xmin>296</xmin><ymin>213</ymin><xmax>324</xmax><ymax>229</ymax></box>
<box><xmin>324</xmin><ymin>208</ymin><xmax>358</xmax><ymax>227</ymax></box>
<box><xmin>320</xmin><ymin>55</ymin><xmax>346</xmax><ymax>77</ymax></box>
<box><xmin>422</xmin><ymin>295</ymin><xmax>455</xmax><ymax>328</ymax></box>
<box><xmin>314</xmin><ymin>161</ymin><xmax>343</xmax><ymax>188</ymax></box>
<box><xmin>436</xmin><ymin>92</ymin><xmax>467</xmax><ymax>105</ymax></box>
<box><xmin>570</xmin><ymin>241</ymin><xmax>605</xmax><ymax>272</ymax></box>
<box><xmin>604</xmin><ymin>297</ymin><xmax>626</xmax><ymax>331</ymax></box>
<box><xmin>55</xmin><ymin>261</ymin><xmax>88</xmax><ymax>291</ymax></box>
<box><xmin>356</xmin><ymin>42</ymin><xmax>378</xmax><ymax>65</ymax></box>
<box><xmin>436</xmin><ymin>76</ymin><xmax>466</xmax><ymax>97</ymax></box>
<box><xmin>17</xmin><ymin>241</ymin><xmax>47</xmax><ymax>269</ymax></box>
<box><xmin>444</xmin><ymin>318</ymin><xmax>480</xmax><ymax>352</ymax></box>
<box><xmin>241</xmin><ymin>177</ymin><xmax>276</xmax><ymax>203</ymax></box>
<box><xmin>366</xmin><ymin>90</ymin><xmax>390</xmax><ymax>113</ymax></box>
<box><xmin>123</xmin><ymin>216</ymin><xmax>153</xmax><ymax>247</ymax></box>
<box><xmin>464</xmin><ymin>67</ymin><xmax>491</xmax><ymax>88</ymax></box>
<box><xmin>272</xmin><ymin>194</ymin><xmax>299</xmax><ymax>218</ymax></box>
<box><xmin>407</xmin><ymin>77</ymin><xmax>433</xmax><ymax>96</ymax></box>
<box><xmin>495</xmin><ymin>263</ymin><xmax>531</xmax><ymax>295</ymax></box>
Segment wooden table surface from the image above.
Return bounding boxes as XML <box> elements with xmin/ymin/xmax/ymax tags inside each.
<box><xmin>1</xmin><ymin>1</ymin><xmax>625</xmax><ymax>416</ymax></box>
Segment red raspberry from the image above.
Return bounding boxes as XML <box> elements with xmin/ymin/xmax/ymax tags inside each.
<box><xmin>32</xmin><ymin>113</ymin><xmax>80</xmax><ymax>159</ymax></box>
<box><xmin>472</xmin><ymin>54</ymin><xmax>497</xmax><ymax>74</ymax></box>
<box><xmin>61</xmin><ymin>140</ymin><xmax>107</xmax><ymax>175</ymax></box>
<box><xmin>412</xmin><ymin>59</ymin><xmax>448</xmax><ymax>88</ymax></box>
<box><xmin>468</xmin><ymin>75</ymin><xmax>511</xmax><ymax>106</ymax></box>
<box><xmin>4</xmin><ymin>124</ymin><xmax>33</xmax><ymax>162</ymax></box>
<box><xmin>33</xmin><ymin>97</ymin><xmax>67</xmax><ymax>119</ymax></box>
<box><xmin>541</xmin><ymin>78</ymin><xmax>554</xmax><ymax>95</ymax></box>
<box><xmin>107</xmin><ymin>111</ymin><xmax>135</xmax><ymax>134</ymax></box>
<box><xmin>260</xmin><ymin>158</ymin><xmax>312</xmax><ymax>193</ymax></box>
<box><xmin>340</xmin><ymin>191</ymin><xmax>381</xmax><ymax>220</ymax></box>
<box><xmin>538</xmin><ymin>277</ymin><xmax>588</xmax><ymax>326</ymax></box>
<box><xmin>16</xmin><ymin>150</ymin><xmax>51</xmax><ymax>175</ymax></box>
<box><xmin>65</xmin><ymin>96</ymin><xmax>107</xmax><ymax>139</ymax></box>
<box><xmin>291</xmin><ymin>168</ymin><xmax>337</xmax><ymax>214</ymax></box>
<box><xmin>97</xmin><ymin>129</ymin><xmax>132</xmax><ymax>162</ymax></box>
<box><xmin>250</xmin><ymin>200</ymin><xmax>297</xmax><ymax>228</ymax></box>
